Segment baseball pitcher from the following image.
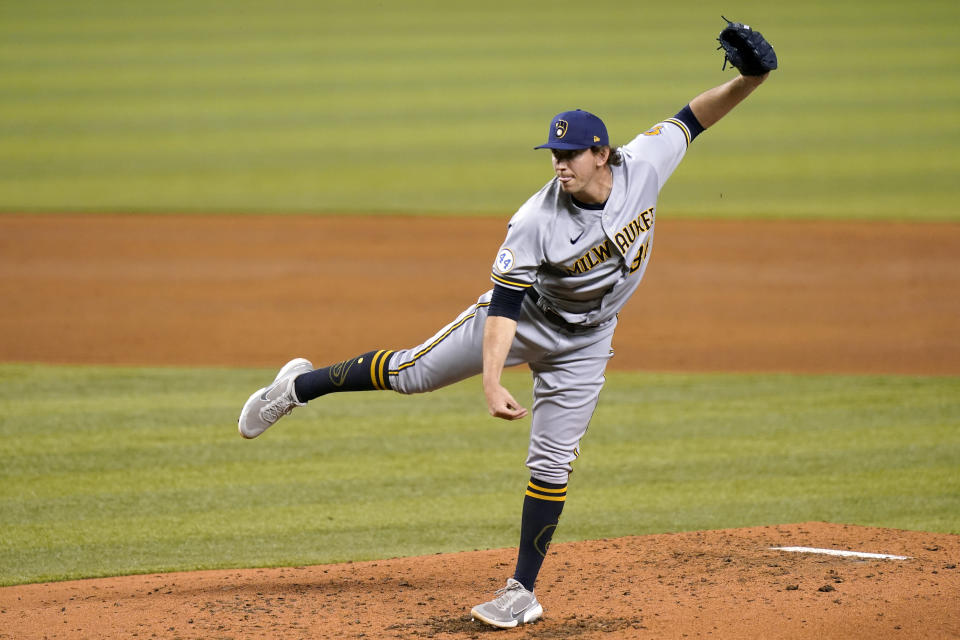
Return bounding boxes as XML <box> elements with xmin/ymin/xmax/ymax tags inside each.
<box><xmin>238</xmin><ymin>19</ymin><xmax>777</xmax><ymax>629</ymax></box>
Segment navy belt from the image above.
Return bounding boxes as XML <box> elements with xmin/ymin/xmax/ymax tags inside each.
<box><xmin>527</xmin><ymin>289</ymin><xmax>596</xmax><ymax>334</ymax></box>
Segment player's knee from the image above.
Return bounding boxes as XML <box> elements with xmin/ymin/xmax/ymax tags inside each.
<box><xmin>527</xmin><ymin>462</ymin><xmax>571</xmax><ymax>486</ymax></box>
<box><xmin>389</xmin><ymin>375</ymin><xmax>416</xmax><ymax>395</ymax></box>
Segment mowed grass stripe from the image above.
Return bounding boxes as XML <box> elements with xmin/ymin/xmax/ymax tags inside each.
<box><xmin>1</xmin><ymin>1</ymin><xmax>959</xmax><ymax>217</ymax></box>
<box><xmin>0</xmin><ymin>363</ymin><xmax>957</xmax><ymax>586</ymax></box>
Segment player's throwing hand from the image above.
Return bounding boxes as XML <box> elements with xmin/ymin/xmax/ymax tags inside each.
<box><xmin>485</xmin><ymin>382</ymin><xmax>528</xmax><ymax>420</ymax></box>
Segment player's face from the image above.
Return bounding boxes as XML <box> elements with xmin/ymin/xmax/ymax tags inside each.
<box><xmin>551</xmin><ymin>147</ymin><xmax>611</xmax><ymax>203</ymax></box>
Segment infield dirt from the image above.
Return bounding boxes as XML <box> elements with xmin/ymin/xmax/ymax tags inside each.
<box><xmin>1</xmin><ymin>214</ymin><xmax>958</xmax><ymax>639</ymax></box>
<box><xmin>1</xmin><ymin>214</ymin><xmax>958</xmax><ymax>374</ymax></box>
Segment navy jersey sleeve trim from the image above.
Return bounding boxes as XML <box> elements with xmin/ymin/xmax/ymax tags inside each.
<box><xmin>667</xmin><ymin>104</ymin><xmax>705</xmax><ymax>144</ymax></box>
<box><xmin>488</xmin><ymin>284</ymin><xmax>526</xmax><ymax>321</ymax></box>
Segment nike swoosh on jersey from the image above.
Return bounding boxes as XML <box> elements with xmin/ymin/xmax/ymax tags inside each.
<box><xmin>569</xmin><ymin>231</ymin><xmax>585</xmax><ymax>244</ymax></box>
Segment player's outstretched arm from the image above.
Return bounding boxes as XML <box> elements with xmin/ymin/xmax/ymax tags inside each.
<box><xmin>690</xmin><ymin>18</ymin><xmax>776</xmax><ymax>129</ymax></box>
<box><xmin>482</xmin><ymin>315</ymin><xmax>528</xmax><ymax>420</ymax></box>
<box><xmin>689</xmin><ymin>73</ymin><xmax>767</xmax><ymax>129</ymax></box>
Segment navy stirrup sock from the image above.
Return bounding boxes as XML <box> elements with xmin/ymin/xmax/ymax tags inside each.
<box><xmin>293</xmin><ymin>350</ymin><xmax>394</xmax><ymax>402</ymax></box>
<box><xmin>513</xmin><ymin>477</ymin><xmax>567</xmax><ymax>591</ymax></box>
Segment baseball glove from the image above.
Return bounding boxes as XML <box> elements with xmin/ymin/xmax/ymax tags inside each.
<box><xmin>717</xmin><ymin>17</ymin><xmax>778</xmax><ymax>76</ymax></box>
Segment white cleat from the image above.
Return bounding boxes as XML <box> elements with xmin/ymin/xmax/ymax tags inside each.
<box><xmin>238</xmin><ymin>358</ymin><xmax>313</xmax><ymax>439</ymax></box>
<box><xmin>470</xmin><ymin>578</ymin><xmax>543</xmax><ymax>629</ymax></box>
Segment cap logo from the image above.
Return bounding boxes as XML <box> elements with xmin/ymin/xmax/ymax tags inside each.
<box><xmin>593</xmin><ymin>136</ymin><xmax>600</xmax><ymax>142</ymax></box>
<box><xmin>554</xmin><ymin>120</ymin><xmax>568</xmax><ymax>139</ymax></box>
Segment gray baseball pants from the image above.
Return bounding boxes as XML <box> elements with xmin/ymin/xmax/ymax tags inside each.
<box><xmin>387</xmin><ymin>289</ymin><xmax>616</xmax><ymax>484</ymax></box>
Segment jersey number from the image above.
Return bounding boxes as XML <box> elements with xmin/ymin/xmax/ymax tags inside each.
<box><xmin>629</xmin><ymin>237</ymin><xmax>651</xmax><ymax>274</ymax></box>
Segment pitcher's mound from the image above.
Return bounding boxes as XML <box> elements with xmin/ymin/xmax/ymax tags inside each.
<box><xmin>2</xmin><ymin>522</ymin><xmax>957</xmax><ymax>639</ymax></box>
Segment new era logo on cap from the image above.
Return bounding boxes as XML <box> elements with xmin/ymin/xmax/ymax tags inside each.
<box><xmin>535</xmin><ymin>109</ymin><xmax>608</xmax><ymax>151</ymax></box>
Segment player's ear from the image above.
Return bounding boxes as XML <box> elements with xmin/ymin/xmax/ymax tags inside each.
<box><xmin>593</xmin><ymin>146</ymin><xmax>610</xmax><ymax>167</ymax></box>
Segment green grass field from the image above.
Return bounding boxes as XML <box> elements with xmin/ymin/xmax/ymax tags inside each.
<box><xmin>2</xmin><ymin>0</ymin><xmax>958</xmax><ymax>592</ymax></box>
<box><xmin>1</xmin><ymin>363</ymin><xmax>957</xmax><ymax>586</ymax></box>
<box><xmin>1</xmin><ymin>0</ymin><xmax>958</xmax><ymax>219</ymax></box>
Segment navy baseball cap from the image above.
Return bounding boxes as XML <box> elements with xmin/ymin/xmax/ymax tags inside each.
<box><xmin>535</xmin><ymin>109</ymin><xmax>609</xmax><ymax>150</ymax></box>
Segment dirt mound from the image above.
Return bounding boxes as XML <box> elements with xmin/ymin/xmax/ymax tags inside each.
<box><xmin>2</xmin><ymin>523</ymin><xmax>957</xmax><ymax>639</ymax></box>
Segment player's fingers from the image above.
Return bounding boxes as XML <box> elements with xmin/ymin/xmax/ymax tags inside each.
<box><xmin>490</xmin><ymin>403</ymin><xmax>522</xmax><ymax>419</ymax></box>
<box><xmin>497</xmin><ymin>397</ymin><xmax>528</xmax><ymax>420</ymax></box>
<box><xmin>494</xmin><ymin>408</ymin><xmax>526</xmax><ymax>420</ymax></box>
<box><xmin>509</xmin><ymin>407</ymin><xmax>529</xmax><ymax>420</ymax></box>
<box><xmin>485</xmin><ymin>384</ymin><xmax>528</xmax><ymax>420</ymax></box>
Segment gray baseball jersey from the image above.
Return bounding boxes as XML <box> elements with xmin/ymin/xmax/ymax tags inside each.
<box><xmin>388</xmin><ymin>116</ymin><xmax>695</xmax><ymax>484</ymax></box>
<box><xmin>490</xmin><ymin>117</ymin><xmax>692</xmax><ymax>326</ymax></box>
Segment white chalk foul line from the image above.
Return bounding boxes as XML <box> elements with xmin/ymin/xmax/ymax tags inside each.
<box><xmin>771</xmin><ymin>546</ymin><xmax>911</xmax><ymax>560</ymax></box>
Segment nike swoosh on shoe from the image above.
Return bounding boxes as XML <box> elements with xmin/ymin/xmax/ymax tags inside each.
<box><xmin>259</xmin><ymin>381</ymin><xmax>281</xmax><ymax>402</ymax></box>
<box><xmin>510</xmin><ymin>603</ymin><xmax>532</xmax><ymax>618</ymax></box>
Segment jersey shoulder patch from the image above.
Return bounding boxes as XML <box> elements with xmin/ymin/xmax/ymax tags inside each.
<box><xmin>494</xmin><ymin>248</ymin><xmax>515</xmax><ymax>274</ymax></box>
